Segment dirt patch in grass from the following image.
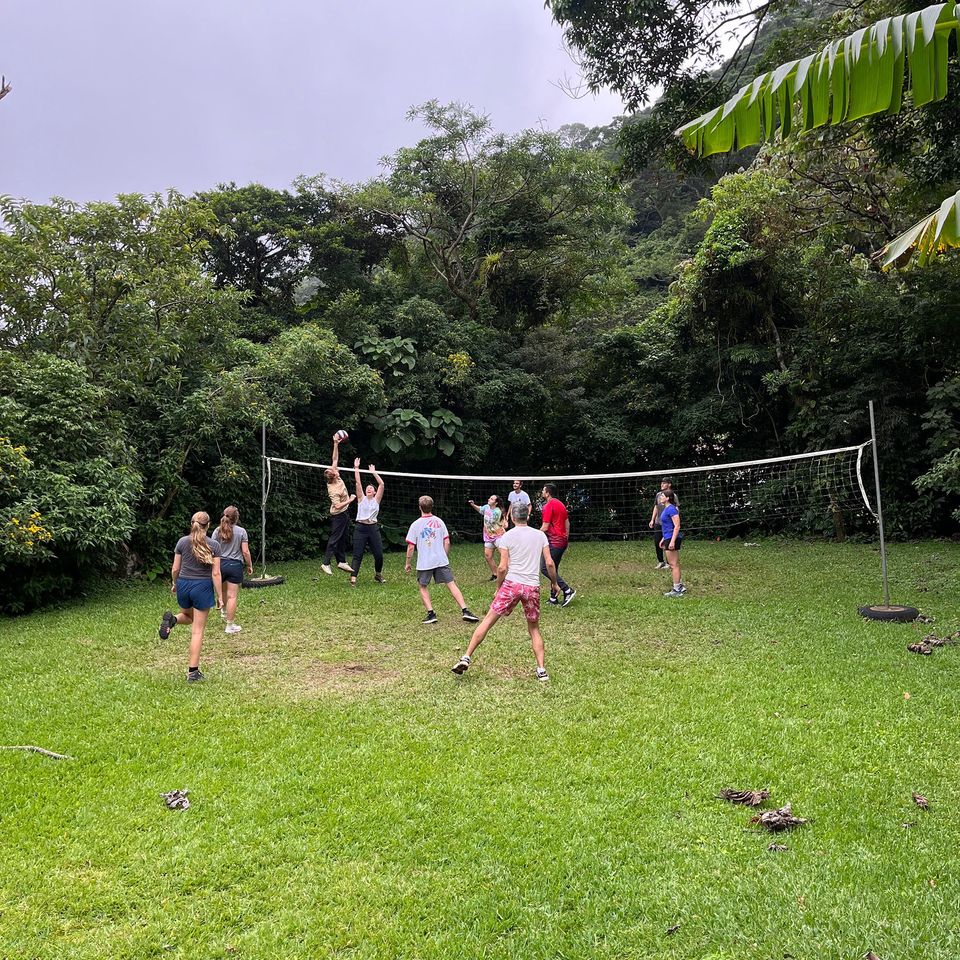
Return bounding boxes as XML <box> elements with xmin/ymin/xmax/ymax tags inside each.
<box><xmin>278</xmin><ymin>658</ymin><xmax>403</xmax><ymax>697</ymax></box>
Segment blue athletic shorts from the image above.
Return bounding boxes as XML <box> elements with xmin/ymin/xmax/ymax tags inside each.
<box><xmin>176</xmin><ymin>578</ymin><xmax>215</xmax><ymax>611</ymax></box>
<box><xmin>220</xmin><ymin>559</ymin><xmax>244</xmax><ymax>584</ymax></box>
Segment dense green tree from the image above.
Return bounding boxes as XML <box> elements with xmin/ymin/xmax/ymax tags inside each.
<box><xmin>0</xmin><ymin>354</ymin><xmax>141</xmax><ymax>612</ymax></box>
<box><xmin>197</xmin><ymin>179</ymin><xmax>396</xmax><ymax>337</ymax></box>
<box><xmin>354</xmin><ymin>101</ymin><xmax>632</xmax><ymax>328</ymax></box>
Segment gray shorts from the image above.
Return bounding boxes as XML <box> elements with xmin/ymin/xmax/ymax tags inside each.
<box><xmin>417</xmin><ymin>565</ymin><xmax>455</xmax><ymax>586</ymax></box>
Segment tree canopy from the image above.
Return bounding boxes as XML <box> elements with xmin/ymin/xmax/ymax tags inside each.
<box><xmin>2</xmin><ymin>72</ymin><xmax>958</xmax><ymax>612</ymax></box>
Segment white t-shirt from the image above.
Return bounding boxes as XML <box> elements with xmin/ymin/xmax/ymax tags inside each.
<box><xmin>405</xmin><ymin>515</ymin><xmax>450</xmax><ymax>570</ymax></box>
<box><xmin>499</xmin><ymin>525</ymin><xmax>549</xmax><ymax>587</ymax></box>
<box><xmin>508</xmin><ymin>490</ymin><xmax>531</xmax><ymax>514</ymax></box>
<box><xmin>356</xmin><ymin>496</ymin><xmax>379</xmax><ymax>523</ymax></box>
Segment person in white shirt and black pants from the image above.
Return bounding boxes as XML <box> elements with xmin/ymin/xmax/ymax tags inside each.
<box><xmin>350</xmin><ymin>458</ymin><xmax>385</xmax><ymax>586</ymax></box>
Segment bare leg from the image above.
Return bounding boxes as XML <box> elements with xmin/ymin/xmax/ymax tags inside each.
<box><xmin>446</xmin><ymin>580</ymin><xmax>468</xmax><ymax>609</ymax></box>
<box><xmin>188</xmin><ymin>608</ymin><xmax>210</xmax><ymax>670</ymax></box>
<box><xmin>526</xmin><ymin>618</ymin><xmax>545</xmax><ymax>670</ymax></box>
<box><xmin>418</xmin><ymin>585</ymin><xmax>433</xmax><ymax>611</ymax></box>
<box><xmin>225</xmin><ymin>582</ymin><xmax>240</xmax><ymax>623</ymax></box>
<box><xmin>465</xmin><ymin>609</ymin><xmax>500</xmax><ymax>657</ymax></box>
<box><xmin>483</xmin><ymin>547</ymin><xmax>497</xmax><ymax>575</ymax></box>
<box><xmin>667</xmin><ymin>549</ymin><xmax>681</xmax><ymax>586</ymax></box>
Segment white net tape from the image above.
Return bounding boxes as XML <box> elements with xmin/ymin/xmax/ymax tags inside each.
<box><xmin>264</xmin><ymin>443</ymin><xmax>875</xmax><ymax>545</ymax></box>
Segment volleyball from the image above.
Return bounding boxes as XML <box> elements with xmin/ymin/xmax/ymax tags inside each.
<box><xmin>334</xmin><ymin>429</ymin><xmax>349</xmax><ymax>442</ymax></box>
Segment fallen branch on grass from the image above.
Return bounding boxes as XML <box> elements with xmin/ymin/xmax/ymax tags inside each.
<box><xmin>718</xmin><ymin>787</ymin><xmax>770</xmax><ymax>806</ymax></box>
<box><xmin>0</xmin><ymin>745</ymin><xmax>72</xmax><ymax>760</ymax></box>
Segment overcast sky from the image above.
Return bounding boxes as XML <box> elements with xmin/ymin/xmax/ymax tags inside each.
<box><xmin>3</xmin><ymin>1</ymin><xmax>624</xmax><ymax>204</ymax></box>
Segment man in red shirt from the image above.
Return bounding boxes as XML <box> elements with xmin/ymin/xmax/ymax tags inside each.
<box><xmin>539</xmin><ymin>483</ymin><xmax>576</xmax><ymax>607</ymax></box>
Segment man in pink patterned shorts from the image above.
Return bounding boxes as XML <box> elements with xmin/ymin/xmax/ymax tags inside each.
<box><xmin>451</xmin><ymin>502</ymin><xmax>559</xmax><ymax>682</ymax></box>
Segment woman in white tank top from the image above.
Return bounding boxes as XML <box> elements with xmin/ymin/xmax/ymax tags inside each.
<box><xmin>350</xmin><ymin>457</ymin><xmax>386</xmax><ymax>585</ymax></box>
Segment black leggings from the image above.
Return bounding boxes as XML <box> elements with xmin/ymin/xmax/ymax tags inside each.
<box><xmin>324</xmin><ymin>512</ymin><xmax>350</xmax><ymax>564</ymax></box>
<box><xmin>351</xmin><ymin>523</ymin><xmax>384</xmax><ymax>576</ymax></box>
<box><xmin>653</xmin><ymin>528</ymin><xmax>664</xmax><ymax>563</ymax></box>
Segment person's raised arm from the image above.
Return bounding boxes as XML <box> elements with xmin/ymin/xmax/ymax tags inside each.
<box><xmin>331</xmin><ymin>435</ymin><xmax>340</xmax><ymax>470</ymax></box>
<box><xmin>371</xmin><ymin>465</ymin><xmax>385</xmax><ymax>503</ymax></box>
<box><xmin>467</xmin><ymin>500</ymin><xmax>482</xmax><ymax>514</ymax></box>
<box><xmin>353</xmin><ymin>458</ymin><xmax>363</xmax><ymax>500</ymax></box>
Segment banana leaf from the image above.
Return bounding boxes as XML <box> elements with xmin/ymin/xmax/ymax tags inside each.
<box><xmin>676</xmin><ymin>2</ymin><xmax>960</xmax><ymax>157</ymax></box>
<box><xmin>878</xmin><ymin>189</ymin><xmax>960</xmax><ymax>268</ymax></box>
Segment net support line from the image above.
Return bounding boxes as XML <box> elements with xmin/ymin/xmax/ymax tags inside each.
<box><xmin>857</xmin><ymin>441</ymin><xmax>877</xmax><ymax>518</ymax></box>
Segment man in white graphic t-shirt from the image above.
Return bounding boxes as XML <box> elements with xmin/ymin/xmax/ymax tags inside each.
<box><xmin>451</xmin><ymin>502</ymin><xmax>559</xmax><ymax>682</ymax></box>
<box><xmin>405</xmin><ymin>495</ymin><xmax>480</xmax><ymax>626</ymax></box>
<box><xmin>506</xmin><ymin>479</ymin><xmax>531</xmax><ymax>527</ymax></box>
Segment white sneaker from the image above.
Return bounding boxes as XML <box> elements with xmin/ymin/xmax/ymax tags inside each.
<box><xmin>664</xmin><ymin>586</ymin><xmax>684</xmax><ymax>598</ymax></box>
<box><xmin>224</xmin><ymin>623</ymin><xmax>242</xmax><ymax>634</ymax></box>
<box><xmin>337</xmin><ymin>562</ymin><xmax>354</xmax><ymax>573</ymax></box>
<box><xmin>321</xmin><ymin>564</ymin><xmax>333</xmax><ymax>575</ymax></box>
<box><xmin>536</xmin><ymin>667</ymin><xmax>550</xmax><ymax>682</ymax></box>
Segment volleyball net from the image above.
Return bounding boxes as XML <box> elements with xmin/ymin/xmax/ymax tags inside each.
<box><xmin>260</xmin><ymin>443</ymin><xmax>875</xmax><ymax>559</ymax></box>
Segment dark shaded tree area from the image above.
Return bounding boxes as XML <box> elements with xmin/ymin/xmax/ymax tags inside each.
<box><xmin>2</xmin><ymin>28</ymin><xmax>959</xmax><ymax>611</ymax></box>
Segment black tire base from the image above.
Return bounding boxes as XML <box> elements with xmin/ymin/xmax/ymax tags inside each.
<box><xmin>858</xmin><ymin>604</ymin><xmax>919</xmax><ymax>623</ymax></box>
<box><xmin>242</xmin><ymin>576</ymin><xmax>285</xmax><ymax>589</ymax></box>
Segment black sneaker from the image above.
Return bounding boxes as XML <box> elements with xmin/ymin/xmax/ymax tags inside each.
<box><xmin>187</xmin><ymin>669</ymin><xmax>205</xmax><ymax>683</ymax></box>
<box><xmin>423</xmin><ymin>611</ymin><xmax>439</xmax><ymax>625</ymax></box>
<box><xmin>487</xmin><ymin>574</ymin><xmax>497</xmax><ymax>581</ymax></box>
<box><xmin>548</xmin><ymin>593</ymin><xmax>560</xmax><ymax>605</ymax></box>
<box><xmin>159</xmin><ymin>610</ymin><xmax>176</xmax><ymax>640</ymax></box>
<box><xmin>461</xmin><ymin>609</ymin><xmax>480</xmax><ymax>623</ymax></box>
<box><xmin>374</xmin><ymin>573</ymin><xmax>386</xmax><ymax>584</ymax></box>
<box><xmin>561</xmin><ymin>589</ymin><xmax>577</xmax><ymax>608</ymax></box>
<box><xmin>451</xmin><ymin>655</ymin><xmax>471</xmax><ymax>675</ymax></box>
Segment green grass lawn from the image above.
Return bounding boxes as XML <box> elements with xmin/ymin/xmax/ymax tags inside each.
<box><xmin>2</xmin><ymin>540</ymin><xmax>959</xmax><ymax>960</ymax></box>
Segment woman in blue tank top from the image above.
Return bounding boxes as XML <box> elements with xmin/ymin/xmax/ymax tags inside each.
<box><xmin>659</xmin><ymin>491</ymin><xmax>686</xmax><ymax>598</ymax></box>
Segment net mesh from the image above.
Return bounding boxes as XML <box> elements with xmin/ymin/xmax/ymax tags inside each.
<box><xmin>263</xmin><ymin>444</ymin><xmax>875</xmax><ymax>554</ymax></box>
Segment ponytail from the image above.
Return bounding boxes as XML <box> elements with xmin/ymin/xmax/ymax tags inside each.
<box><xmin>190</xmin><ymin>511</ymin><xmax>214</xmax><ymax>565</ymax></box>
<box><xmin>219</xmin><ymin>505</ymin><xmax>239</xmax><ymax>544</ymax></box>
